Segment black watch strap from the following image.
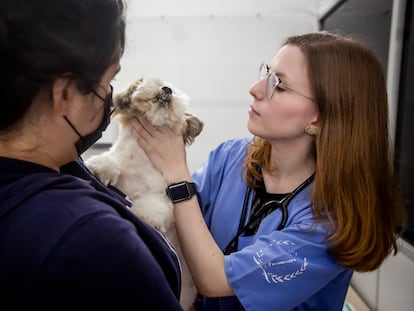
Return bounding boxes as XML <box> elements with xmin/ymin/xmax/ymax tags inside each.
<box><xmin>166</xmin><ymin>181</ymin><xmax>196</xmax><ymax>203</ymax></box>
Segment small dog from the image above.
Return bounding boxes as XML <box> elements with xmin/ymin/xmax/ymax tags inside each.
<box><xmin>86</xmin><ymin>76</ymin><xmax>203</xmax><ymax>310</ymax></box>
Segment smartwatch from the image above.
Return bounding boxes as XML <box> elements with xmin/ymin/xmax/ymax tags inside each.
<box><xmin>166</xmin><ymin>181</ymin><xmax>196</xmax><ymax>203</ymax></box>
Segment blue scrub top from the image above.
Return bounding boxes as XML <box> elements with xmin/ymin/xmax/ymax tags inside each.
<box><xmin>192</xmin><ymin>138</ymin><xmax>352</xmax><ymax>311</ymax></box>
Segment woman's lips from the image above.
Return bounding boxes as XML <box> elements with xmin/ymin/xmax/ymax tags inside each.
<box><xmin>249</xmin><ymin>105</ymin><xmax>260</xmax><ymax>116</ymax></box>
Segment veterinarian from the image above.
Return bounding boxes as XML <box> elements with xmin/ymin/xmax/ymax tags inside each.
<box><xmin>134</xmin><ymin>31</ymin><xmax>406</xmax><ymax>310</ymax></box>
<box><xmin>0</xmin><ymin>0</ymin><xmax>183</xmax><ymax>309</ymax></box>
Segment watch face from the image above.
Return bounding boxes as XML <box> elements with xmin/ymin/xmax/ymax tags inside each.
<box><xmin>169</xmin><ymin>183</ymin><xmax>190</xmax><ymax>200</ymax></box>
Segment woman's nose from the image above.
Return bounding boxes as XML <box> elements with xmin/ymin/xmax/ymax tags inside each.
<box><xmin>249</xmin><ymin>78</ymin><xmax>266</xmax><ymax>100</ymax></box>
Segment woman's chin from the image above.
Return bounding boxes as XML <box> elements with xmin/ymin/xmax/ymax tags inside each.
<box><xmin>246</xmin><ymin>122</ymin><xmax>259</xmax><ymax>137</ymax></box>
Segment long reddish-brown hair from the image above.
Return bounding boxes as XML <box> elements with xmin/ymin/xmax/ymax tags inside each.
<box><xmin>244</xmin><ymin>31</ymin><xmax>406</xmax><ymax>272</ymax></box>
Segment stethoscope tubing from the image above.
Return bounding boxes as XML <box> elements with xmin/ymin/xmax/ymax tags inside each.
<box><xmin>223</xmin><ymin>172</ymin><xmax>315</xmax><ymax>255</ymax></box>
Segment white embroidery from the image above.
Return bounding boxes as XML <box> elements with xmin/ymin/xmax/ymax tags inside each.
<box><xmin>253</xmin><ymin>239</ymin><xmax>308</xmax><ymax>284</ymax></box>
<box><xmin>269</xmin><ymin>258</ymin><xmax>296</xmax><ymax>266</ymax></box>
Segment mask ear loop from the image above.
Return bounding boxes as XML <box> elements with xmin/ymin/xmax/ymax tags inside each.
<box><xmin>60</xmin><ymin>81</ymin><xmax>87</xmax><ymax>139</ymax></box>
<box><xmin>63</xmin><ymin>115</ymin><xmax>83</xmax><ymax>138</ymax></box>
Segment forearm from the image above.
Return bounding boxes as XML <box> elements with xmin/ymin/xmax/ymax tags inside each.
<box><xmin>167</xmin><ymin>169</ymin><xmax>233</xmax><ymax>297</ymax></box>
<box><xmin>173</xmin><ymin>195</ymin><xmax>234</xmax><ymax>297</ymax></box>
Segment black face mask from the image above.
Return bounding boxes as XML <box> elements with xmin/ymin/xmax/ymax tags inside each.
<box><xmin>64</xmin><ymin>85</ymin><xmax>114</xmax><ymax>155</ymax></box>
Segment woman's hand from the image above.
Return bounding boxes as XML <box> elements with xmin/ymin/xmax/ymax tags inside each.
<box><xmin>132</xmin><ymin>116</ymin><xmax>192</xmax><ymax>183</ymax></box>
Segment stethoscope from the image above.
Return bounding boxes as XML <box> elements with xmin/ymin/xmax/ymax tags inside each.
<box><xmin>223</xmin><ymin>172</ymin><xmax>315</xmax><ymax>255</ymax></box>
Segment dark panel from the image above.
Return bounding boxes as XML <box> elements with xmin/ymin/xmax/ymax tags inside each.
<box><xmin>319</xmin><ymin>0</ymin><xmax>392</xmax><ymax>74</ymax></box>
<box><xmin>394</xmin><ymin>0</ymin><xmax>414</xmax><ymax>245</ymax></box>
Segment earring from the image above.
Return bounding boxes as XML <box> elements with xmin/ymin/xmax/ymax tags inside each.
<box><xmin>305</xmin><ymin>126</ymin><xmax>318</xmax><ymax>136</ymax></box>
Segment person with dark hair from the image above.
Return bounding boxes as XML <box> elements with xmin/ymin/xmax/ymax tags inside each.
<box><xmin>134</xmin><ymin>31</ymin><xmax>406</xmax><ymax>310</ymax></box>
<box><xmin>0</xmin><ymin>0</ymin><xmax>183</xmax><ymax>309</ymax></box>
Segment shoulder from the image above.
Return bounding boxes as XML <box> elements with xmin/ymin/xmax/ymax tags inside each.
<box><xmin>212</xmin><ymin>137</ymin><xmax>252</xmax><ymax>155</ymax></box>
<box><xmin>194</xmin><ymin>137</ymin><xmax>252</xmax><ymax>176</ymax></box>
<box><xmin>194</xmin><ymin>137</ymin><xmax>252</xmax><ymax>179</ymax></box>
<box><xmin>206</xmin><ymin>137</ymin><xmax>253</xmax><ymax>168</ymax></box>
<box><xmin>4</xmin><ymin>172</ymin><xmax>135</xmax><ymax>251</ymax></box>
<box><xmin>24</xmin><ymin>179</ymin><xmax>119</xmax><ymax>231</ymax></box>
<box><xmin>2</xmin><ymin>170</ymin><xmax>134</xmax><ymax>261</ymax></box>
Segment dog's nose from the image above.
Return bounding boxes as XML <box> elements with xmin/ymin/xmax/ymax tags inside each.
<box><xmin>161</xmin><ymin>86</ymin><xmax>172</xmax><ymax>95</ymax></box>
<box><xmin>155</xmin><ymin>86</ymin><xmax>173</xmax><ymax>106</ymax></box>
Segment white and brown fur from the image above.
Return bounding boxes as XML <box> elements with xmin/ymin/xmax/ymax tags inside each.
<box><xmin>85</xmin><ymin>76</ymin><xmax>203</xmax><ymax>310</ymax></box>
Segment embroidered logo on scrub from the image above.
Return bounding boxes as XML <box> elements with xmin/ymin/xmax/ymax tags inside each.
<box><xmin>253</xmin><ymin>240</ymin><xmax>308</xmax><ymax>284</ymax></box>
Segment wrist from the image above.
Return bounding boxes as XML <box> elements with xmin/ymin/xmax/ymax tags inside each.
<box><xmin>166</xmin><ymin>181</ymin><xmax>196</xmax><ymax>203</ymax></box>
<box><xmin>164</xmin><ymin>169</ymin><xmax>192</xmax><ymax>185</ymax></box>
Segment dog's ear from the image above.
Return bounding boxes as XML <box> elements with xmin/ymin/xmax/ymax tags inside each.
<box><xmin>183</xmin><ymin>112</ymin><xmax>204</xmax><ymax>145</ymax></box>
<box><xmin>113</xmin><ymin>77</ymin><xmax>144</xmax><ymax>112</ymax></box>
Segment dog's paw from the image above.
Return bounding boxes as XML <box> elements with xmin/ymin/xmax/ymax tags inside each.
<box><xmin>85</xmin><ymin>155</ymin><xmax>120</xmax><ymax>186</ymax></box>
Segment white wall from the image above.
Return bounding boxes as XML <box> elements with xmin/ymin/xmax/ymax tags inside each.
<box><xmin>93</xmin><ymin>0</ymin><xmax>320</xmax><ymax>171</ymax></box>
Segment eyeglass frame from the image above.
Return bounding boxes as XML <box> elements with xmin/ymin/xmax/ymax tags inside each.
<box><xmin>258</xmin><ymin>62</ymin><xmax>314</xmax><ymax>101</ymax></box>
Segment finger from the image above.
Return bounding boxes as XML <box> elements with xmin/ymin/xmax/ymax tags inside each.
<box><xmin>132</xmin><ymin>119</ymin><xmax>153</xmax><ymax>146</ymax></box>
<box><xmin>136</xmin><ymin>115</ymin><xmax>149</xmax><ymax>127</ymax></box>
<box><xmin>132</xmin><ymin>128</ymin><xmax>144</xmax><ymax>146</ymax></box>
<box><xmin>134</xmin><ymin>116</ymin><xmax>155</xmax><ymax>138</ymax></box>
<box><xmin>133</xmin><ymin>117</ymin><xmax>152</xmax><ymax>138</ymax></box>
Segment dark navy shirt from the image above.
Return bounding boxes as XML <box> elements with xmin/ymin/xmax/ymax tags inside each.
<box><xmin>0</xmin><ymin>157</ymin><xmax>183</xmax><ymax>309</ymax></box>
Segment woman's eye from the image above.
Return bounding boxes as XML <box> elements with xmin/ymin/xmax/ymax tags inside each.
<box><xmin>275</xmin><ymin>85</ymin><xmax>286</xmax><ymax>92</ymax></box>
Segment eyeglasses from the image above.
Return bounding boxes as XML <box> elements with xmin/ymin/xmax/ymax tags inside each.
<box><xmin>258</xmin><ymin>62</ymin><xmax>314</xmax><ymax>101</ymax></box>
<box><xmin>92</xmin><ymin>84</ymin><xmax>115</xmax><ymax>114</ymax></box>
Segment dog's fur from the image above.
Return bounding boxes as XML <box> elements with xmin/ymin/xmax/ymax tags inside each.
<box><xmin>85</xmin><ymin>76</ymin><xmax>203</xmax><ymax>310</ymax></box>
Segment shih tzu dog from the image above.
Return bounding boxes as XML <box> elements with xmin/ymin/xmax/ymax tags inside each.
<box><xmin>85</xmin><ymin>76</ymin><xmax>203</xmax><ymax>310</ymax></box>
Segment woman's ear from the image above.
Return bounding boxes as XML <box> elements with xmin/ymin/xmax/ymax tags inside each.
<box><xmin>310</xmin><ymin>119</ymin><xmax>319</xmax><ymax>132</ymax></box>
<box><xmin>305</xmin><ymin>118</ymin><xmax>320</xmax><ymax>136</ymax></box>
<box><xmin>51</xmin><ymin>78</ymin><xmax>71</xmax><ymax>113</ymax></box>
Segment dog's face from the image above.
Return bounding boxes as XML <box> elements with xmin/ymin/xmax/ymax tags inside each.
<box><xmin>113</xmin><ymin>76</ymin><xmax>203</xmax><ymax>145</ymax></box>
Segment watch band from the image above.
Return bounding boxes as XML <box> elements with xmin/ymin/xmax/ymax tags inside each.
<box><xmin>166</xmin><ymin>181</ymin><xmax>196</xmax><ymax>203</ymax></box>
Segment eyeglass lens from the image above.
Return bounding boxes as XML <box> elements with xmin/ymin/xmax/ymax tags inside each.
<box><xmin>258</xmin><ymin>63</ymin><xmax>278</xmax><ymax>99</ymax></box>
<box><xmin>266</xmin><ymin>74</ymin><xmax>279</xmax><ymax>99</ymax></box>
<box><xmin>258</xmin><ymin>62</ymin><xmax>269</xmax><ymax>80</ymax></box>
